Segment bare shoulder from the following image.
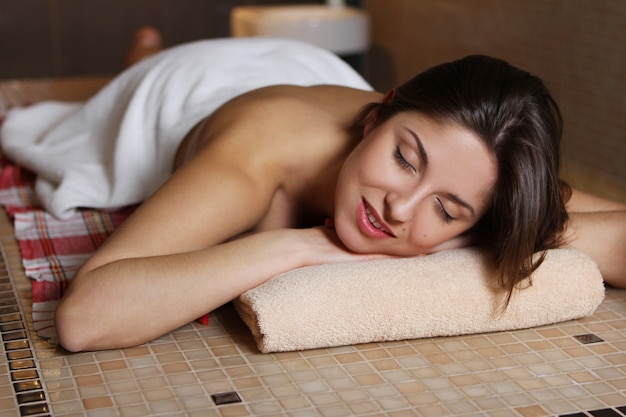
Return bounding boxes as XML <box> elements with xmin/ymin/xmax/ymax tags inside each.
<box><xmin>220</xmin><ymin>84</ymin><xmax>381</xmax><ymax>122</ymax></box>
<box><xmin>567</xmin><ymin>188</ymin><xmax>626</xmax><ymax>213</ymax></box>
<box><xmin>178</xmin><ymin>85</ymin><xmax>381</xmax><ymax>180</ymax></box>
<box><xmin>160</xmin><ymin>85</ymin><xmax>381</xmax><ymax>234</ymax></box>
<box><xmin>79</xmin><ymin>85</ymin><xmax>380</xmax><ymax>270</ymax></box>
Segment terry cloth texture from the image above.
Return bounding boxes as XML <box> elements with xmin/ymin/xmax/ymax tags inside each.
<box><xmin>0</xmin><ymin>37</ymin><xmax>372</xmax><ymax>219</ymax></box>
<box><xmin>234</xmin><ymin>248</ymin><xmax>605</xmax><ymax>352</ymax></box>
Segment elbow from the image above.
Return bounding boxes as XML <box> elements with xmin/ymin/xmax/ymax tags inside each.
<box><xmin>54</xmin><ymin>298</ymin><xmax>96</xmax><ymax>352</ymax></box>
<box><xmin>54</xmin><ymin>265</ymin><xmax>122</xmax><ymax>352</ymax></box>
<box><xmin>54</xmin><ymin>284</ymin><xmax>144</xmax><ymax>352</ymax></box>
<box><xmin>55</xmin><ymin>279</ymin><xmax>113</xmax><ymax>351</ymax></box>
<box><xmin>53</xmin><ymin>266</ymin><xmax>104</xmax><ymax>352</ymax></box>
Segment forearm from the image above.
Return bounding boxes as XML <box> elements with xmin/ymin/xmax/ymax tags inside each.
<box><xmin>55</xmin><ymin>229</ymin><xmax>308</xmax><ymax>351</ymax></box>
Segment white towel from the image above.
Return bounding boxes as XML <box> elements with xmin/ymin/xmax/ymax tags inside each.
<box><xmin>234</xmin><ymin>248</ymin><xmax>605</xmax><ymax>353</ymax></box>
<box><xmin>0</xmin><ymin>37</ymin><xmax>372</xmax><ymax>218</ymax></box>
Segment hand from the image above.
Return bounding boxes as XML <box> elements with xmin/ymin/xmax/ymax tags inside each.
<box><xmin>426</xmin><ymin>229</ymin><xmax>482</xmax><ymax>254</ymax></box>
<box><xmin>297</xmin><ymin>227</ymin><xmax>396</xmax><ymax>266</ymax></box>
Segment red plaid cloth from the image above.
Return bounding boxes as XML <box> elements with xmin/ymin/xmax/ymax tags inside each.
<box><xmin>0</xmin><ymin>160</ymin><xmax>211</xmax><ymax>343</ymax></box>
<box><xmin>0</xmin><ymin>161</ymin><xmax>136</xmax><ymax>340</ymax></box>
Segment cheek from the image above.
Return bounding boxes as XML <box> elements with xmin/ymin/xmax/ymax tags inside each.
<box><xmin>333</xmin><ymin>159</ymin><xmax>359</xmax><ymax>225</ymax></box>
<box><xmin>350</xmin><ymin>144</ymin><xmax>393</xmax><ymax>187</ymax></box>
<box><xmin>403</xmin><ymin>211</ymin><xmax>464</xmax><ymax>250</ymax></box>
<box><xmin>335</xmin><ymin>145</ymin><xmax>373</xmax><ymax>196</ymax></box>
<box><xmin>335</xmin><ymin>156</ymin><xmax>357</xmax><ymax>199</ymax></box>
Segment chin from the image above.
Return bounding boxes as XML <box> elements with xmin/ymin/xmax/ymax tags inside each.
<box><xmin>334</xmin><ymin>221</ymin><xmax>372</xmax><ymax>254</ymax></box>
<box><xmin>336</xmin><ymin>228</ymin><xmax>395</xmax><ymax>255</ymax></box>
<box><xmin>334</xmin><ymin>223</ymin><xmax>361</xmax><ymax>252</ymax></box>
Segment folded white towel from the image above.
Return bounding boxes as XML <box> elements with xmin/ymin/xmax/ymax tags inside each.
<box><xmin>234</xmin><ymin>248</ymin><xmax>604</xmax><ymax>353</ymax></box>
<box><xmin>1</xmin><ymin>38</ymin><xmax>372</xmax><ymax>218</ymax></box>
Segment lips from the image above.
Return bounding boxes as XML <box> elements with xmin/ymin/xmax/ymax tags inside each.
<box><xmin>357</xmin><ymin>199</ymin><xmax>394</xmax><ymax>239</ymax></box>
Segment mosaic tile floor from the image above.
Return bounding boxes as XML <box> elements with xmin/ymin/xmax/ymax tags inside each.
<box><xmin>0</xmin><ymin>208</ymin><xmax>625</xmax><ymax>417</ymax></box>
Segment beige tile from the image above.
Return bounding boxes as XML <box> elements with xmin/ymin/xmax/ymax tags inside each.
<box><xmin>515</xmin><ymin>404</ymin><xmax>549</xmax><ymax>417</ymax></box>
<box><xmin>279</xmin><ymin>396</ymin><xmax>311</xmax><ymax>411</ymax></box>
<box><xmin>1</xmin><ymin>203</ymin><xmax>626</xmax><ymax>417</ymax></box>
<box><xmin>82</xmin><ymin>396</ymin><xmax>113</xmax><ymax>410</ymax></box>
<box><xmin>413</xmin><ymin>403</ymin><xmax>448</xmax><ymax>416</ymax></box>
<box><xmin>233</xmin><ymin>377</ymin><xmax>262</xmax><ymax>390</ymax></box>
<box><xmin>219</xmin><ymin>405</ymin><xmax>251</xmax><ymax>417</ymax></box>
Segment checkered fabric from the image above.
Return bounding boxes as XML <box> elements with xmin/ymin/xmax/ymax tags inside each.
<box><xmin>0</xmin><ymin>161</ymin><xmax>138</xmax><ymax>340</ymax></box>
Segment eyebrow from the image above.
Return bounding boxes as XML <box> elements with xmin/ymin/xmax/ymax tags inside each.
<box><xmin>447</xmin><ymin>193</ymin><xmax>476</xmax><ymax>218</ymax></box>
<box><xmin>406</xmin><ymin>128</ymin><xmax>476</xmax><ymax>218</ymax></box>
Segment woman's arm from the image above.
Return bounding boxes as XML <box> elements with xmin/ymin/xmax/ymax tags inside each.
<box><xmin>53</xmin><ymin>143</ymin><xmax>276</xmax><ymax>350</ymax></box>
<box><xmin>56</xmin><ymin>225</ymin><xmax>361</xmax><ymax>352</ymax></box>
<box><xmin>563</xmin><ymin>189</ymin><xmax>626</xmax><ymax>289</ymax></box>
<box><xmin>54</xmin><ymin>105</ymin><xmax>382</xmax><ymax>352</ymax></box>
<box><xmin>54</xmin><ymin>157</ymin><xmax>374</xmax><ymax>351</ymax></box>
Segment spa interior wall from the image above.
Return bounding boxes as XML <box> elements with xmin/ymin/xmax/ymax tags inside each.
<box><xmin>365</xmin><ymin>0</ymin><xmax>626</xmax><ymax>204</ymax></box>
<box><xmin>0</xmin><ymin>0</ymin><xmax>330</xmax><ymax>79</ymax></box>
<box><xmin>1</xmin><ymin>0</ymin><xmax>623</xmax><ymax>201</ymax></box>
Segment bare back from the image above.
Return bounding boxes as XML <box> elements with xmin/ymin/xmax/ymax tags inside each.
<box><xmin>82</xmin><ymin>85</ymin><xmax>382</xmax><ymax>271</ymax></box>
<box><xmin>176</xmin><ymin>85</ymin><xmax>382</xmax><ymax>231</ymax></box>
<box><xmin>56</xmin><ymin>84</ymin><xmax>388</xmax><ymax>351</ymax></box>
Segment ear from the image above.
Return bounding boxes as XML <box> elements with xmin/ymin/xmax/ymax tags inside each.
<box><xmin>364</xmin><ymin>88</ymin><xmax>395</xmax><ymax>136</ymax></box>
<box><xmin>383</xmin><ymin>88</ymin><xmax>396</xmax><ymax>104</ymax></box>
<box><xmin>364</xmin><ymin>119</ymin><xmax>376</xmax><ymax>136</ymax></box>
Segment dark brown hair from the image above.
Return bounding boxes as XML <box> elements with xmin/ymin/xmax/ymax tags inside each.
<box><xmin>353</xmin><ymin>55</ymin><xmax>571</xmax><ymax>304</ymax></box>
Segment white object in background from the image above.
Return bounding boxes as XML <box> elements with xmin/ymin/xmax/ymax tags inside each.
<box><xmin>230</xmin><ymin>5</ymin><xmax>369</xmax><ymax>55</ymax></box>
<box><xmin>326</xmin><ymin>0</ymin><xmax>346</xmax><ymax>7</ymax></box>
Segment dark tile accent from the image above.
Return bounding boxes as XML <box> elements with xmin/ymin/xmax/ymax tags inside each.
<box><xmin>19</xmin><ymin>402</ymin><xmax>49</xmax><ymax>416</ymax></box>
<box><xmin>5</xmin><ymin>340</ymin><xmax>30</xmax><ymax>350</ymax></box>
<box><xmin>559</xmin><ymin>407</ymin><xmax>626</xmax><ymax>417</ymax></box>
<box><xmin>7</xmin><ymin>350</ymin><xmax>33</xmax><ymax>361</ymax></box>
<box><xmin>0</xmin><ymin>252</ymin><xmax>50</xmax><ymax>416</ymax></box>
<box><xmin>3</xmin><ymin>330</ymin><xmax>28</xmax><ymax>341</ymax></box>
<box><xmin>13</xmin><ymin>380</ymin><xmax>42</xmax><ymax>393</ymax></box>
<box><xmin>16</xmin><ymin>391</ymin><xmax>46</xmax><ymax>404</ymax></box>
<box><xmin>574</xmin><ymin>333</ymin><xmax>604</xmax><ymax>344</ymax></box>
<box><xmin>1</xmin><ymin>321</ymin><xmax>25</xmax><ymax>332</ymax></box>
<box><xmin>11</xmin><ymin>370</ymin><xmax>40</xmax><ymax>382</ymax></box>
<box><xmin>0</xmin><ymin>304</ymin><xmax>20</xmax><ymax>315</ymax></box>
<box><xmin>589</xmin><ymin>408</ymin><xmax>624</xmax><ymax>417</ymax></box>
<box><xmin>9</xmin><ymin>359</ymin><xmax>36</xmax><ymax>371</ymax></box>
<box><xmin>0</xmin><ymin>313</ymin><xmax>22</xmax><ymax>323</ymax></box>
<box><xmin>211</xmin><ymin>391</ymin><xmax>242</xmax><ymax>406</ymax></box>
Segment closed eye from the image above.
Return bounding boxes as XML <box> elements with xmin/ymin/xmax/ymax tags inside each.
<box><xmin>436</xmin><ymin>197</ymin><xmax>455</xmax><ymax>224</ymax></box>
<box><xmin>393</xmin><ymin>146</ymin><xmax>416</xmax><ymax>173</ymax></box>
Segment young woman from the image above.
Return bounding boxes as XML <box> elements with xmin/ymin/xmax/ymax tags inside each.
<box><xmin>8</xmin><ymin>30</ymin><xmax>626</xmax><ymax>351</ymax></box>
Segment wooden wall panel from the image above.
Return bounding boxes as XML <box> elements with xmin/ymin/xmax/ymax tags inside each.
<box><xmin>0</xmin><ymin>0</ymin><xmax>55</xmax><ymax>77</ymax></box>
<box><xmin>0</xmin><ymin>0</ymin><xmax>324</xmax><ymax>79</ymax></box>
<box><xmin>367</xmin><ymin>0</ymin><xmax>626</xmax><ymax>199</ymax></box>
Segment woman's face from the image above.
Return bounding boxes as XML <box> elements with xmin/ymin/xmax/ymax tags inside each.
<box><xmin>334</xmin><ymin>111</ymin><xmax>497</xmax><ymax>256</ymax></box>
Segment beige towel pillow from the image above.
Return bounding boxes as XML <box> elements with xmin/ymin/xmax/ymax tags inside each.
<box><xmin>234</xmin><ymin>248</ymin><xmax>604</xmax><ymax>353</ymax></box>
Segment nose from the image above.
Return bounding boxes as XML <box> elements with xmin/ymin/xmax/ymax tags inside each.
<box><xmin>384</xmin><ymin>189</ymin><xmax>423</xmax><ymax>224</ymax></box>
